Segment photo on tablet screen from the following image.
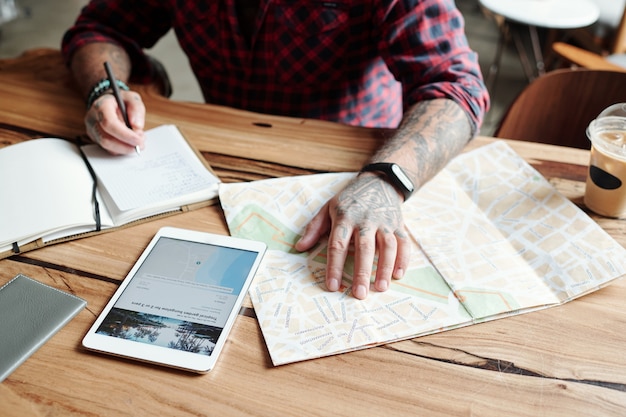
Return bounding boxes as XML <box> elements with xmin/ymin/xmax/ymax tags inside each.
<box><xmin>94</xmin><ymin>236</ymin><xmax>260</xmax><ymax>356</ymax></box>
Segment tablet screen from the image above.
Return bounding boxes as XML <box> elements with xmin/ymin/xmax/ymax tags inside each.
<box><xmin>94</xmin><ymin>236</ymin><xmax>260</xmax><ymax>357</ymax></box>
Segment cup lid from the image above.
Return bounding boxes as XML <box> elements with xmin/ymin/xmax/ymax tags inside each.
<box><xmin>587</xmin><ymin>116</ymin><xmax>626</xmax><ymax>160</ymax></box>
<box><xmin>598</xmin><ymin>103</ymin><xmax>626</xmax><ymax>118</ymax></box>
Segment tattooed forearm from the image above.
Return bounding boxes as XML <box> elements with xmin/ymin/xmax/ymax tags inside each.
<box><xmin>370</xmin><ymin>98</ymin><xmax>473</xmax><ymax>191</ymax></box>
<box><xmin>70</xmin><ymin>42</ymin><xmax>132</xmax><ymax>99</ymax></box>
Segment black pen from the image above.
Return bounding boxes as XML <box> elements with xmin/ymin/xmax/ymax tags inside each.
<box><xmin>103</xmin><ymin>61</ymin><xmax>141</xmax><ymax>155</ymax></box>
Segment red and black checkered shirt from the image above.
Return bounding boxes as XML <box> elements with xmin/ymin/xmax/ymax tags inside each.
<box><xmin>62</xmin><ymin>0</ymin><xmax>489</xmax><ymax>131</ymax></box>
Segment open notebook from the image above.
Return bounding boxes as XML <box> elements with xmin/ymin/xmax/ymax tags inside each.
<box><xmin>1</xmin><ymin>124</ymin><xmax>220</xmax><ymax>258</ymax></box>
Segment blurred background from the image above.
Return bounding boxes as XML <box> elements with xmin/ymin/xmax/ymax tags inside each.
<box><xmin>0</xmin><ymin>0</ymin><xmax>586</xmax><ymax>137</ymax></box>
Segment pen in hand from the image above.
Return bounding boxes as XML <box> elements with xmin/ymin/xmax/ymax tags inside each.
<box><xmin>103</xmin><ymin>61</ymin><xmax>141</xmax><ymax>155</ymax></box>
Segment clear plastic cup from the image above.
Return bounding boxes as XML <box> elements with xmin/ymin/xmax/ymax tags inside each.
<box><xmin>584</xmin><ymin>115</ymin><xmax>626</xmax><ymax>218</ymax></box>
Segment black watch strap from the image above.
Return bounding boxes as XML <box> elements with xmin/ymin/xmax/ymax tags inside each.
<box><xmin>360</xmin><ymin>162</ymin><xmax>415</xmax><ymax>201</ymax></box>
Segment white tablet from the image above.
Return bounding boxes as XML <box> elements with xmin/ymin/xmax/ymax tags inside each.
<box><xmin>82</xmin><ymin>226</ymin><xmax>266</xmax><ymax>373</ymax></box>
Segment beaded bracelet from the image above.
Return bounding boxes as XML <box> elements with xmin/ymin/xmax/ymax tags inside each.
<box><xmin>86</xmin><ymin>78</ymin><xmax>129</xmax><ymax>109</ymax></box>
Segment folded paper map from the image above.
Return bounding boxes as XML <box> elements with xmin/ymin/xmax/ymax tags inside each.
<box><xmin>219</xmin><ymin>141</ymin><xmax>626</xmax><ymax>366</ymax></box>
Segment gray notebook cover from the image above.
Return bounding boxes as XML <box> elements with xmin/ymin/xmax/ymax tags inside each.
<box><xmin>0</xmin><ymin>273</ymin><xmax>86</xmax><ymax>382</ymax></box>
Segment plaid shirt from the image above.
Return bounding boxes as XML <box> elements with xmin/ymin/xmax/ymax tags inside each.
<box><xmin>62</xmin><ymin>0</ymin><xmax>489</xmax><ymax>130</ymax></box>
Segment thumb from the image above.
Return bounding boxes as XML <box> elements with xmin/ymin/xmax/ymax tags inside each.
<box><xmin>295</xmin><ymin>203</ymin><xmax>331</xmax><ymax>252</ymax></box>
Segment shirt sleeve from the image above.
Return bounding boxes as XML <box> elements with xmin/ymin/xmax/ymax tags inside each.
<box><xmin>61</xmin><ymin>0</ymin><xmax>174</xmax><ymax>83</ymax></box>
<box><xmin>375</xmin><ymin>0</ymin><xmax>490</xmax><ymax>133</ymax></box>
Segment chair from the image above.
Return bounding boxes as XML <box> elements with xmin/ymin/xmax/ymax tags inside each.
<box><xmin>478</xmin><ymin>0</ymin><xmax>601</xmax><ymax>91</ymax></box>
<box><xmin>0</xmin><ymin>0</ymin><xmax>20</xmax><ymax>25</ymax></box>
<box><xmin>147</xmin><ymin>55</ymin><xmax>173</xmax><ymax>98</ymax></box>
<box><xmin>552</xmin><ymin>1</ymin><xmax>626</xmax><ymax>71</ymax></box>
<box><xmin>494</xmin><ymin>68</ymin><xmax>626</xmax><ymax>149</ymax></box>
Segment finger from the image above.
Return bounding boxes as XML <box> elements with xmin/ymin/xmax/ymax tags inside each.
<box><xmin>98</xmin><ymin>95</ymin><xmax>144</xmax><ymax>145</ymax></box>
<box><xmin>351</xmin><ymin>225</ymin><xmax>377</xmax><ymax>300</ymax></box>
<box><xmin>295</xmin><ymin>203</ymin><xmax>331</xmax><ymax>252</ymax></box>
<box><xmin>373</xmin><ymin>228</ymin><xmax>398</xmax><ymax>292</ymax></box>
<box><xmin>98</xmin><ymin>132</ymin><xmax>143</xmax><ymax>155</ymax></box>
<box><xmin>88</xmin><ymin>95</ymin><xmax>145</xmax><ymax>154</ymax></box>
<box><xmin>123</xmin><ymin>90</ymin><xmax>146</xmax><ymax>131</ymax></box>
<box><xmin>324</xmin><ymin>220</ymin><xmax>352</xmax><ymax>293</ymax></box>
<box><xmin>393</xmin><ymin>226</ymin><xmax>411</xmax><ymax>280</ymax></box>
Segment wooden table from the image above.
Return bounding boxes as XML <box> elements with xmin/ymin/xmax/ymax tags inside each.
<box><xmin>1</xmin><ymin>49</ymin><xmax>625</xmax><ymax>417</ymax></box>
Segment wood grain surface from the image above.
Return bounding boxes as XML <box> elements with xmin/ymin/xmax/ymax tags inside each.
<box><xmin>1</xmin><ymin>49</ymin><xmax>625</xmax><ymax>417</ymax></box>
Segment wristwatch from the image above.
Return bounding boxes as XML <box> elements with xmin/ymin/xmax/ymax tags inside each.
<box><xmin>360</xmin><ymin>162</ymin><xmax>415</xmax><ymax>201</ymax></box>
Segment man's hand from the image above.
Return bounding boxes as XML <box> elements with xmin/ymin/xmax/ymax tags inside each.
<box><xmin>295</xmin><ymin>174</ymin><xmax>411</xmax><ymax>300</ymax></box>
<box><xmin>86</xmin><ymin>90</ymin><xmax>146</xmax><ymax>155</ymax></box>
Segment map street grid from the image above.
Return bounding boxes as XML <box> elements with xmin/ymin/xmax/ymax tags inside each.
<box><xmin>219</xmin><ymin>141</ymin><xmax>626</xmax><ymax>365</ymax></box>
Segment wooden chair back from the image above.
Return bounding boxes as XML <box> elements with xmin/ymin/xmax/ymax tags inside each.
<box><xmin>494</xmin><ymin>69</ymin><xmax>626</xmax><ymax>149</ymax></box>
<box><xmin>551</xmin><ymin>3</ymin><xmax>626</xmax><ymax>70</ymax></box>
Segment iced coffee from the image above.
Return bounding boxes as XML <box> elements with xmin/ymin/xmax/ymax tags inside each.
<box><xmin>584</xmin><ymin>116</ymin><xmax>626</xmax><ymax>218</ymax></box>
